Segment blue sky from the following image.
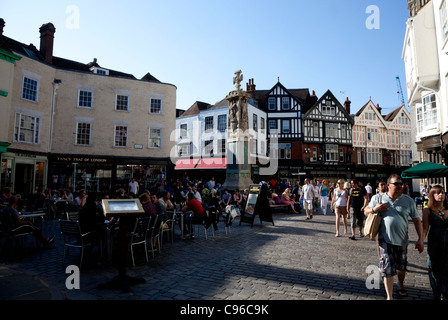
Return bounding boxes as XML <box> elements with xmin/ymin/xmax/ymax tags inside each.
<box><xmin>2</xmin><ymin>0</ymin><xmax>410</xmax><ymax>114</ymax></box>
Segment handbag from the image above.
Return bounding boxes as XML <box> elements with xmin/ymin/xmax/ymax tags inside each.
<box><xmin>364</xmin><ymin>194</ymin><xmax>382</xmax><ymax>240</ymax></box>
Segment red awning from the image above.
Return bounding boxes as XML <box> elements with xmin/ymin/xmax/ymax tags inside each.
<box><xmin>174</xmin><ymin>158</ymin><xmax>200</xmax><ymax>170</ymax></box>
<box><xmin>195</xmin><ymin>157</ymin><xmax>226</xmax><ymax>169</ymax></box>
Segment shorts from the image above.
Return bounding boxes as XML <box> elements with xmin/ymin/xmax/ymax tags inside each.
<box><xmin>335</xmin><ymin>206</ymin><xmax>347</xmax><ymax>216</ymax></box>
<box><xmin>350</xmin><ymin>207</ymin><xmax>365</xmax><ymax>228</ymax></box>
<box><xmin>378</xmin><ymin>241</ymin><xmax>408</xmax><ymax>278</ymax></box>
<box><xmin>303</xmin><ymin>200</ymin><xmax>313</xmax><ymax>210</ymax></box>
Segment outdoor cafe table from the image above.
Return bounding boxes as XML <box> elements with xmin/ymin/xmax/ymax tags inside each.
<box><xmin>167</xmin><ymin>210</ymin><xmax>188</xmax><ymax>239</ymax></box>
<box><xmin>20</xmin><ymin>211</ymin><xmax>46</xmax><ymax>233</ymax></box>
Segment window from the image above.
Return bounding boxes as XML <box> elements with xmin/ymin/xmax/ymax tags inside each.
<box><xmin>282</xmin><ymin>97</ymin><xmax>290</xmax><ymax>110</ymax></box>
<box><xmin>400</xmin><ymin>132</ymin><xmax>411</xmax><ymax>145</ymax></box>
<box><xmin>282</xmin><ymin>120</ymin><xmax>290</xmax><ymax>133</ymax></box>
<box><xmin>76</xmin><ymin>122</ymin><xmax>91</xmax><ymax>145</ymax></box>
<box><xmin>339</xmin><ymin>148</ymin><xmax>345</xmax><ymax>162</ymax></box>
<box><xmin>178</xmin><ymin>144</ymin><xmax>190</xmax><ymax>157</ymax></box>
<box><xmin>253</xmin><ymin>114</ymin><xmax>258</xmax><ymax>131</ymax></box>
<box><xmin>398</xmin><ymin>113</ymin><xmax>409</xmax><ymax>125</ymax></box>
<box><xmin>14</xmin><ymin>113</ymin><xmax>40</xmax><ymax>144</ymax></box>
<box><xmin>440</xmin><ymin>0</ymin><xmax>448</xmax><ymax>42</ymax></box>
<box><xmin>325</xmin><ymin>123</ymin><xmax>338</xmax><ymax>138</ymax></box>
<box><xmin>341</xmin><ymin>124</ymin><xmax>347</xmax><ymax>139</ymax></box>
<box><xmin>204</xmin><ymin>140</ymin><xmax>213</xmax><ymax>155</ymax></box>
<box><xmin>365</xmin><ymin>112</ymin><xmax>376</xmax><ymax>121</ymax></box>
<box><xmin>150</xmin><ymin>98</ymin><xmax>162</xmax><ymax>114</ymax></box>
<box><xmin>367</xmin><ymin>128</ymin><xmax>378</xmax><ymax>142</ymax></box>
<box><xmin>218</xmin><ymin>139</ymin><xmax>226</xmax><ymax>154</ymax></box>
<box><xmin>261</xmin><ymin>117</ymin><xmax>265</xmax><ymax>133</ymax></box>
<box><xmin>268</xmin><ymin>143</ymin><xmax>291</xmax><ymax>159</ymax></box>
<box><xmin>367</xmin><ymin>148</ymin><xmax>382</xmax><ymax>164</ymax></box>
<box><xmin>399</xmin><ymin>150</ymin><xmax>411</xmax><ymax>166</ymax></box>
<box><xmin>78</xmin><ymin>90</ymin><xmax>93</xmax><ymax>108</ymax></box>
<box><xmin>269</xmin><ymin>120</ymin><xmax>277</xmax><ymax>133</ymax></box>
<box><xmin>279</xmin><ymin>143</ymin><xmax>291</xmax><ymax>159</ymax></box>
<box><xmin>218</xmin><ymin>115</ymin><xmax>227</xmax><ymax>132</ymax></box>
<box><xmin>22</xmin><ymin>77</ymin><xmax>38</xmax><ymax>102</ymax></box>
<box><xmin>268</xmin><ymin>97</ymin><xmax>276</xmax><ymax>110</ymax></box>
<box><xmin>325</xmin><ymin>144</ymin><xmax>338</xmax><ymax>162</ymax></box>
<box><xmin>114</xmin><ymin>125</ymin><xmax>128</xmax><ymax>147</ymax></box>
<box><xmin>116</xmin><ymin>95</ymin><xmax>129</xmax><ymax>111</ymax></box>
<box><xmin>149</xmin><ymin>128</ymin><xmax>162</xmax><ymax>148</ymax></box>
<box><xmin>322</xmin><ymin>101</ymin><xmax>335</xmax><ymax>116</ymax></box>
<box><xmin>423</xmin><ymin>94</ymin><xmax>437</xmax><ymax>127</ymax></box>
<box><xmin>313</xmin><ymin>122</ymin><xmax>319</xmax><ymax>137</ymax></box>
<box><xmin>205</xmin><ymin>116</ymin><xmax>214</xmax><ymax>132</ymax></box>
<box><xmin>416</xmin><ymin>104</ymin><xmax>423</xmax><ymax>133</ymax></box>
<box><xmin>180</xmin><ymin>124</ymin><xmax>187</xmax><ymax>139</ymax></box>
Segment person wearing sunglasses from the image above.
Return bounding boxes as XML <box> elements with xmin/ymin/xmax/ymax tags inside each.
<box><xmin>364</xmin><ymin>174</ymin><xmax>424</xmax><ymax>300</ymax></box>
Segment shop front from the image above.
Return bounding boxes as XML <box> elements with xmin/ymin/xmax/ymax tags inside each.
<box><xmin>49</xmin><ymin>154</ymin><xmax>169</xmax><ymax>195</ymax></box>
<box><xmin>1</xmin><ymin>151</ymin><xmax>48</xmax><ymax>196</ymax></box>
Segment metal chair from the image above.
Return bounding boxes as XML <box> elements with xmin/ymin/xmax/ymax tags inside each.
<box><xmin>59</xmin><ymin>219</ymin><xmax>93</xmax><ymax>269</ymax></box>
<box><xmin>65</xmin><ymin>211</ymin><xmax>79</xmax><ymax>221</ymax></box>
<box><xmin>0</xmin><ymin>220</ymin><xmax>36</xmax><ymax>256</ymax></box>
<box><xmin>148</xmin><ymin>215</ymin><xmax>163</xmax><ymax>258</ymax></box>
<box><xmin>160</xmin><ymin>212</ymin><xmax>176</xmax><ymax>248</ymax></box>
<box><xmin>129</xmin><ymin>216</ymin><xmax>152</xmax><ymax>266</ymax></box>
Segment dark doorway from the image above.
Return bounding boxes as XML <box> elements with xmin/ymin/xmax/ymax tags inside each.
<box><xmin>15</xmin><ymin>163</ymin><xmax>34</xmax><ymax>196</ymax></box>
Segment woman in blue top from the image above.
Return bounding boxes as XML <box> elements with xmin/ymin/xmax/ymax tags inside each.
<box><xmin>319</xmin><ymin>180</ymin><xmax>330</xmax><ymax>215</ymax></box>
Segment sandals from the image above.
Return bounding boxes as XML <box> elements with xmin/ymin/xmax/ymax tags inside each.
<box><xmin>396</xmin><ymin>289</ymin><xmax>408</xmax><ymax>298</ymax></box>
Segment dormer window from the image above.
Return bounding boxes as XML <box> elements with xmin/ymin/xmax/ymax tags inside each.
<box><xmin>90</xmin><ymin>67</ymin><xmax>109</xmax><ymax>76</ymax></box>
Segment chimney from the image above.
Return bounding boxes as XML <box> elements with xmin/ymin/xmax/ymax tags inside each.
<box><xmin>0</xmin><ymin>19</ymin><xmax>5</xmax><ymax>36</ymax></box>
<box><xmin>246</xmin><ymin>78</ymin><xmax>256</xmax><ymax>98</ymax></box>
<box><xmin>39</xmin><ymin>23</ymin><xmax>56</xmax><ymax>64</ymax></box>
<box><xmin>344</xmin><ymin>97</ymin><xmax>351</xmax><ymax>114</ymax></box>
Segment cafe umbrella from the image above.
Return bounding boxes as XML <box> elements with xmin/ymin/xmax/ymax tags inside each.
<box><xmin>401</xmin><ymin>161</ymin><xmax>448</xmax><ymax>179</ymax></box>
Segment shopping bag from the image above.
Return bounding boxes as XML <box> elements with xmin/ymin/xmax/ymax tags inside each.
<box><xmin>364</xmin><ymin>212</ymin><xmax>381</xmax><ymax>240</ymax></box>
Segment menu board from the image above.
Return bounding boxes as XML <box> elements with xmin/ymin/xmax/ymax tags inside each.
<box><xmin>102</xmin><ymin>199</ymin><xmax>145</xmax><ymax>217</ymax></box>
<box><xmin>240</xmin><ymin>184</ymin><xmax>274</xmax><ymax>227</ymax></box>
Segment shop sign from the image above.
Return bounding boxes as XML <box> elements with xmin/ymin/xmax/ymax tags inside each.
<box><xmin>56</xmin><ymin>156</ymin><xmax>108</xmax><ymax>163</ymax></box>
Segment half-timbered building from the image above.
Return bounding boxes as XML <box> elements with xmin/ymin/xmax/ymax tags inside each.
<box><xmin>302</xmin><ymin>90</ymin><xmax>354</xmax><ymax>180</ymax></box>
<box><xmin>248</xmin><ymin>80</ymin><xmax>316</xmax><ymax>180</ymax></box>
<box><xmin>353</xmin><ymin>100</ymin><xmax>412</xmax><ymax>183</ymax></box>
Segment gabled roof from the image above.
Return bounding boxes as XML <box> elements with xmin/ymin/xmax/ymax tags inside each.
<box><xmin>178</xmin><ymin>101</ymin><xmax>211</xmax><ymax>118</ymax></box>
<box><xmin>304</xmin><ymin>89</ymin><xmax>354</xmax><ymax>124</ymax></box>
<box><xmin>253</xmin><ymin>81</ymin><xmax>313</xmax><ymax>112</ymax></box>
<box><xmin>354</xmin><ymin>99</ymin><xmax>389</xmax><ymax>127</ymax></box>
<box><xmin>383</xmin><ymin>105</ymin><xmax>409</xmax><ymax>121</ymax></box>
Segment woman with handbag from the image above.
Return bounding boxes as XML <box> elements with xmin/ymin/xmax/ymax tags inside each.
<box><xmin>422</xmin><ymin>185</ymin><xmax>448</xmax><ymax>300</ymax></box>
<box><xmin>331</xmin><ymin>179</ymin><xmax>348</xmax><ymax>237</ymax></box>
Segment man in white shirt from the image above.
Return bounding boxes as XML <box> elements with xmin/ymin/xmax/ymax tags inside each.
<box><xmin>365</xmin><ymin>182</ymin><xmax>373</xmax><ymax>201</ymax></box>
<box><xmin>128</xmin><ymin>178</ymin><xmax>139</xmax><ymax>197</ymax></box>
<box><xmin>299</xmin><ymin>178</ymin><xmax>315</xmax><ymax>220</ymax></box>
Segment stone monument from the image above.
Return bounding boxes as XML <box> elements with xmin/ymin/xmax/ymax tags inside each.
<box><xmin>222</xmin><ymin>70</ymin><xmax>253</xmax><ymax>191</ymax></box>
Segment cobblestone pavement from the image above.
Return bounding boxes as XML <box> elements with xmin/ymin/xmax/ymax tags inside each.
<box><xmin>0</xmin><ymin>209</ymin><xmax>433</xmax><ymax>301</ymax></box>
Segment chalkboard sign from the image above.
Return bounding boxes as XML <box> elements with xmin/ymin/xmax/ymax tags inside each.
<box><xmin>240</xmin><ymin>184</ymin><xmax>274</xmax><ymax>227</ymax></box>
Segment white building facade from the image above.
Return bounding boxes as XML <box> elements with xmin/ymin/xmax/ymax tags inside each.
<box><xmin>175</xmin><ymin>98</ymin><xmax>267</xmax><ymax>179</ymax></box>
<box><xmin>402</xmin><ymin>0</ymin><xmax>448</xmax><ymax>188</ymax></box>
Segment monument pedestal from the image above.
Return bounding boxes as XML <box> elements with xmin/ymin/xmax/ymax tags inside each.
<box><xmin>222</xmin><ymin>137</ymin><xmax>252</xmax><ymax>192</ymax></box>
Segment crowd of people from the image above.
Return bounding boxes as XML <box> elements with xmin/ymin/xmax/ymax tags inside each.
<box><xmin>1</xmin><ymin>173</ymin><xmax>448</xmax><ymax>300</ymax></box>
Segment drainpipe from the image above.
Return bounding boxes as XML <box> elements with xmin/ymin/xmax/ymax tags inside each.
<box><xmin>48</xmin><ymin>79</ymin><xmax>61</xmax><ymax>153</ymax></box>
